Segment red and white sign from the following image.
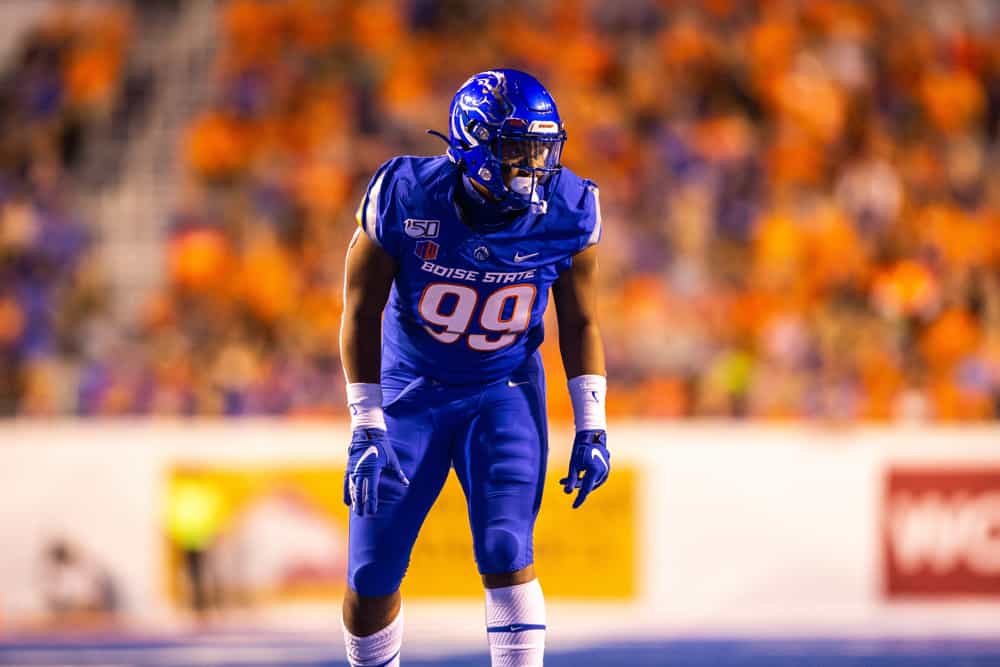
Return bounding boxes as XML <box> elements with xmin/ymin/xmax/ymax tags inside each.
<box><xmin>882</xmin><ymin>467</ymin><xmax>1000</xmax><ymax>597</ymax></box>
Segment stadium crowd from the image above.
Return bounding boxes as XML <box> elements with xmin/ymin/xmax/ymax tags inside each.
<box><xmin>3</xmin><ymin>0</ymin><xmax>1000</xmax><ymax>421</ymax></box>
<box><xmin>0</xmin><ymin>3</ymin><xmax>131</xmax><ymax>416</ymax></box>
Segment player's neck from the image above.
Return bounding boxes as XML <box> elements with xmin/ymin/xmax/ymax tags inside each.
<box><xmin>456</xmin><ymin>174</ymin><xmax>517</xmax><ymax>232</ymax></box>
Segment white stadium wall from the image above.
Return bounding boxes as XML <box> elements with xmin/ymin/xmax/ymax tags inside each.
<box><xmin>1</xmin><ymin>421</ymin><xmax>998</xmax><ymax>645</ymax></box>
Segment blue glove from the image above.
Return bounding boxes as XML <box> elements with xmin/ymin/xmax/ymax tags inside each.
<box><xmin>343</xmin><ymin>428</ymin><xmax>409</xmax><ymax>516</ymax></box>
<box><xmin>559</xmin><ymin>429</ymin><xmax>610</xmax><ymax>509</ymax></box>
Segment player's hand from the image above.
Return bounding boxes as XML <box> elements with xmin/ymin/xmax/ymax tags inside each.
<box><xmin>559</xmin><ymin>429</ymin><xmax>610</xmax><ymax>509</ymax></box>
<box><xmin>344</xmin><ymin>428</ymin><xmax>409</xmax><ymax>516</ymax></box>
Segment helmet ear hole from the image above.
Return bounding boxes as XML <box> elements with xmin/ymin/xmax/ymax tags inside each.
<box><xmin>465</xmin><ymin>120</ymin><xmax>491</xmax><ymax>145</ymax></box>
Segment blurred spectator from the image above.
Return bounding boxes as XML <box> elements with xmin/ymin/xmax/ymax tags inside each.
<box><xmin>40</xmin><ymin>538</ymin><xmax>119</xmax><ymax>625</ymax></box>
<box><xmin>166</xmin><ymin>469</ymin><xmax>225</xmax><ymax>619</ymax></box>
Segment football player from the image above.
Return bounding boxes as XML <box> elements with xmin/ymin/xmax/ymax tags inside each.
<box><xmin>340</xmin><ymin>69</ymin><xmax>609</xmax><ymax>667</ymax></box>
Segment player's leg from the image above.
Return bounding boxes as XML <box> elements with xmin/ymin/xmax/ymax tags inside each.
<box><xmin>342</xmin><ymin>591</ymin><xmax>404</xmax><ymax>667</ymax></box>
<box><xmin>342</xmin><ymin>590</ymin><xmax>400</xmax><ymax>637</ymax></box>
<box><xmin>343</xmin><ymin>376</ymin><xmax>451</xmax><ymax>667</ymax></box>
<box><xmin>453</xmin><ymin>355</ymin><xmax>549</xmax><ymax>667</ymax></box>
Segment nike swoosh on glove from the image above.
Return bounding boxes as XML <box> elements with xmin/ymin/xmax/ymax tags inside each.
<box><xmin>559</xmin><ymin>429</ymin><xmax>610</xmax><ymax>509</ymax></box>
<box><xmin>343</xmin><ymin>428</ymin><xmax>409</xmax><ymax>516</ymax></box>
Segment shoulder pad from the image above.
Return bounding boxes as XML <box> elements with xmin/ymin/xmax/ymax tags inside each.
<box><xmin>356</xmin><ymin>156</ymin><xmax>453</xmax><ymax>259</ymax></box>
<box><xmin>547</xmin><ymin>168</ymin><xmax>602</xmax><ymax>253</ymax></box>
<box><xmin>356</xmin><ymin>158</ymin><xmax>401</xmax><ymax>254</ymax></box>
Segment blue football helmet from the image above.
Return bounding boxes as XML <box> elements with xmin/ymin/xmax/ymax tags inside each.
<box><xmin>443</xmin><ymin>69</ymin><xmax>566</xmax><ymax>212</ymax></box>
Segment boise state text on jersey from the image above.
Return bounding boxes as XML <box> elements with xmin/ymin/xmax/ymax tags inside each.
<box><xmin>356</xmin><ymin>154</ymin><xmax>601</xmax><ymax>385</ymax></box>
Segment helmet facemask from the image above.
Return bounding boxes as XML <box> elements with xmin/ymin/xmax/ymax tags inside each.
<box><xmin>497</xmin><ymin>130</ymin><xmax>565</xmax><ymax>207</ymax></box>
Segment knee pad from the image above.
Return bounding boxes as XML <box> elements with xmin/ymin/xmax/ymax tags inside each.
<box><xmin>478</xmin><ymin>526</ymin><xmax>525</xmax><ymax>574</ymax></box>
<box><xmin>348</xmin><ymin>558</ymin><xmax>407</xmax><ymax>597</ymax></box>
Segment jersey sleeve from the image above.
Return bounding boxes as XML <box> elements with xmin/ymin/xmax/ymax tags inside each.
<box><xmin>544</xmin><ymin>171</ymin><xmax>603</xmax><ymax>267</ymax></box>
<box><xmin>575</xmin><ymin>179</ymin><xmax>603</xmax><ymax>253</ymax></box>
<box><xmin>355</xmin><ymin>159</ymin><xmax>403</xmax><ymax>260</ymax></box>
<box><xmin>552</xmin><ymin>180</ymin><xmax>601</xmax><ymax>274</ymax></box>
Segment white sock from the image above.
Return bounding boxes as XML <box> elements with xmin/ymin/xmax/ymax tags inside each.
<box><xmin>484</xmin><ymin>579</ymin><xmax>546</xmax><ymax>667</ymax></box>
<box><xmin>342</xmin><ymin>607</ymin><xmax>403</xmax><ymax>667</ymax></box>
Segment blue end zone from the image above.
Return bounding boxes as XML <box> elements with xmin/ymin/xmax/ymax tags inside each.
<box><xmin>2</xmin><ymin>636</ymin><xmax>1000</xmax><ymax>666</ymax></box>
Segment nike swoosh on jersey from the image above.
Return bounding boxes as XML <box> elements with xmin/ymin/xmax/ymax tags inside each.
<box><xmin>591</xmin><ymin>448</ymin><xmax>609</xmax><ymax>472</ymax></box>
<box><xmin>513</xmin><ymin>251</ymin><xmax>540</xmax><ymax>263</ymax></box>
<box><xmin>353</xmin><ymin>445</ymin><xmax>380</xmax><ymax>475</ymax></box>
<box><xmin>507</xmin><ymin>379</ymin><xmax>530</xmax><ymax>387</ymax></box>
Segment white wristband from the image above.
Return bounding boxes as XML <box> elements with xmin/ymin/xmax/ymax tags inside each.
<box><xmin>346</xmin><ymin>382</ymin><xmax>386</xmax><ymax>431</ymax></box>
<box><xmin>568</xmin><ymin>374</ymin><xmax>607</xmax><ymax>432</ymax></box>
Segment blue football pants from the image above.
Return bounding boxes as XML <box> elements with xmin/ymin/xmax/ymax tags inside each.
<box><xmin>347</xmin><ymin>355</ymin><xmax>548</xmax><ymax>597</ymax></box>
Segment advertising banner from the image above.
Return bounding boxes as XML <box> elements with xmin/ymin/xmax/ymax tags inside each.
<box><xmin>164</xmin><ymin>464</ymin><xmax>637</xmax><ymax>605</ymax></box>
<box><xmin>882</xmin><ymin>467</ymin><xmax>1000</xmax><ymax>598</ymax></box>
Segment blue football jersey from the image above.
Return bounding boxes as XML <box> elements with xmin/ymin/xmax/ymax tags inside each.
<box><xmin>356</xmin><ymin>155</ymin><xmax>601</xmax><ymax>385</ymax></box>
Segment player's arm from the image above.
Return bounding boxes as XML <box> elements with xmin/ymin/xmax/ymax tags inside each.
<box><xmin>340</xmin><ymin>228</ymin><xmax>408</xmax><ymax>516</ymax></box>
<box><xmin>552</xmin><ymin>244</ymin><xmax>610</xmax><ymax>509</ymax></box>
<box><xmin>341</xmin><ymin>228</ymin><xmax>395</xmax><ymax>384</ymax></box>
<box><xmin>553</xmin><ymin>244</ymin><xmax>605</xmax><ymax>378</ymax></box>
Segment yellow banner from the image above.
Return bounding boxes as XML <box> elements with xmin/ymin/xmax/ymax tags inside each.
<box><xmin>164</xmin><ymin>464</ymin><xmax>636</xmax><ymax>604</ymax></box>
